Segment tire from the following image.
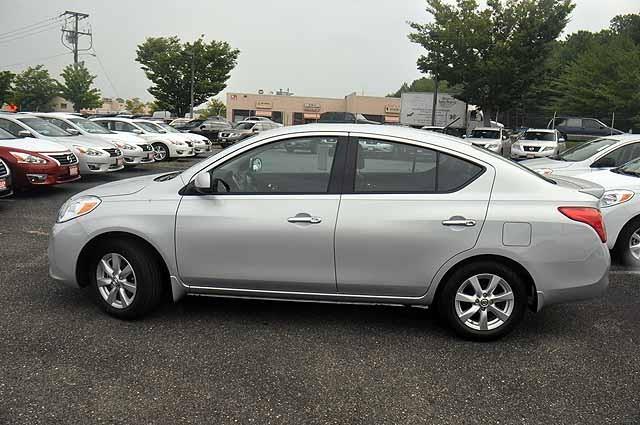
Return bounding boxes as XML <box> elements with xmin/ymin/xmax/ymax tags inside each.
<box><xmin>437</xmin><ymin>261</ymin><xmax>527</xmax><ymax>341</ymax></box>
<box><xmin>152</xmin><ymin>143</ymin><xmax>170</xmax><ymax>162</ymax></box>
<box><xmin>613</xmin><ymin>217</ymin><xmax>640</xmax><ymax>268</ymax></box>
<box><xmin>88</xmin><ymin>238</ymin><xmax>165</xmax><ymax>319</ymax></box>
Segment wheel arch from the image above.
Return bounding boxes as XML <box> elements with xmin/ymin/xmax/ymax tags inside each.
<box><xmin>76</xmin><ymin>231</ymin><xmax>172</xmax><ymax>299</ymax></box>
<box><xmin>432</xmin><ymin>254</ymin><xmax>538</xmax><ymax>312</ymax></box>
<box><xmin>614</xmin><ymin>213</ymin><xmax>640</xmax><ymax>247</ymax></box>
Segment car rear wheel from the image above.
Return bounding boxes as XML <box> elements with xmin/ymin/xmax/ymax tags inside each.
<box><xmin>89</xmin><ymin>239</ymin><xmax>165</xmax><ymax>319</ymax></box>
<box><xmin>614</xmin><ymin>217</ymin><xmax>640</xmax><ymax>268</ymax></box>
<box><xmin>437</xmin><ymin>261</ymin><xmax>527</xmax><ymax>340</ymax></box>
<box><xmin>152</xmin><ymin>143</ymin><xmax>169</xmax><ymax>162</ymax></box>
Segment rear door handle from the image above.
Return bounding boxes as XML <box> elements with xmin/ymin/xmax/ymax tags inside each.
<box><xmin>288</xmin><ymin>214</ymin><xmax>322</xmax><ymax>224</ymax></box>
<box><xmin>442</xmin><ymin>219</ymin><xmax>476</xmax><ymax>227</ymax></box>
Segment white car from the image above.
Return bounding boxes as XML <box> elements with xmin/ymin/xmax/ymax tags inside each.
<box><xmin>574</xmin><ymin>158</ymin><xmax>640</xmax><ymax>267</ymax></box>
<box><xmin>0</xmin><ymin>114</ymin><xmax>124</xmax><ymax>174</ymax></box>
<box><xmin>91</xmin><ymin>117</ymin><xmax>193</xmax><ymax>162</ymax></box>
<box><xmin>138</xmin><ymin>120</ymin><xmax>212</xmax><ymax>155</ymax></box>
<box><xmin>522</xmin><ymin>135</ymin><xmax>640</xmax><ymax>177</ymax></box>
<box><xmin>511</xmin><ymin>129</ymin><xmax>565</xmax><ymax>160</ymax></box>
<box><xmin>35</xmin><ymin>113</ymin><xmax>155</xmax><ymax>167</ymax></box>
<box><xmin>464</xmin><ymin>127</ymin><xmax>506</xmax><ymax>154</ymax></box>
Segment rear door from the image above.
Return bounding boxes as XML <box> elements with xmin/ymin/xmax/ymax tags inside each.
<box><xmin>334</xmin><ymin>135</ymin><xmax>494</xmax><ymax>297</ymax></box>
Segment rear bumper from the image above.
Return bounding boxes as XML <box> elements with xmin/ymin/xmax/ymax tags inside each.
<box><xmin>536</xmin><ymin>271</ymin><xmax>609</xmax><ymax>311</ymax></box>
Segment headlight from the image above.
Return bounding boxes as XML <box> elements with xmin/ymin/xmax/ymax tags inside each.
<box><xmin>600</xmin><ymin>190</ymin><xmax>634</xmax><ymax>208</ymax></box>
<box><xmin>57</xmin><ymin>195</ymin><xmax>102</xmax><ymax>223</ymax></box>
<box><xmin>534</xmin><ymin>168</ymin><xmax>554</xmax><ymax>176</ymax></box>
<box><xmin>114</xmin><ymin>142</ymin><xmax>136</xmax><ymax>150</ymax></box>
<box><xmin>486</xmin><ymin>144</ymin><xmax>499</xmax><ymax>149</ymax></box>
<box><xmin>10</xmin><ymin>151</ymin><xmax>47</xmax><ymax>164</ymax></box>
<box><xmin>74</xmin><ymin>145</ymin><xmax>104</xmax><ymax>156</ymax></box>
<box><xmin>542</xmin><ymin>146</ymin><xmax>555</xmax><ymax>152</ymax></box>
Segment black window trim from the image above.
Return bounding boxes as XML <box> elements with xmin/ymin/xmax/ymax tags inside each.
<box><xmin>182</xmin><ymin>135</ymin><xmax>349</xmax><ymax>196</ymax></box>
<box><xmin>342</xmin><ymin>135</ymin><xmax>486</xmax><ymax>195</ymax></box>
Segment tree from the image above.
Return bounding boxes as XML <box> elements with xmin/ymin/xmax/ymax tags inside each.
<box><xmin>387</xmin><ymin>77</ymin><xmax>459</xmax><ymax>97</ymax></box>
<box><xmin>610</xmin><ymin>13</ymin><xmax>640</xmax><ymax>44</ymax></box>
<box><xmin>10</xmin><ymin>65</ymin><xmax>59</xmax><ymax>111</ymax></box>
<box><xmin>0</xmin><ymin>71</ymin><xmax>14</xmax><ymax>107</ymax></box>
<box><xmin>125</xmin><ymin>98</ymin><xmax>146</xmax><ymax>114</ymax></box>
<box><xmin>135</xmin><ymin>36</ymin><xmax>239</xmax><ymax>117</ymax></box>
<box><xmin>197</xmin><ymin>98</ymin><xmax>226</xmax><ymax>118</ymax></box>
<box><xmin>408</xmin><ymin>0</ymin><xmax>575</xmax><ymax>125</ymax></box>
<box><xmin>58</xmin><ymin>63</ymin><xmax>102</xmax><ymax>112</ymax></box>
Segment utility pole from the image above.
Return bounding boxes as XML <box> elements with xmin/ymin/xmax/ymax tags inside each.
<box><xmin>61</xmin><ymin>11</ymin><xmax>91</xmax><ymax>65</ymax></box>
<box><xmin>190</xmin><ymin>51</ymin><xmax>195</xmax><ymax>119</ymax></box>
<box><xmin>431</xmin><ymin>73</ymin><xmax>439</xmax><ymax>126</ymax></box>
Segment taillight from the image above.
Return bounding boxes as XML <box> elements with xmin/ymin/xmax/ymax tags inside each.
<box><xmin>558</xmin><ymin>207</ymin><xmax>607</xmax><ymax>243</ymax></box>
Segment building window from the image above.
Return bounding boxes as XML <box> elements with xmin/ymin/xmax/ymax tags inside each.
<box><xmin>60</xmin><ymin>103</ymin><xmax>68</xmax><ymax>109</ymax></box>
<box><xmin>232</xmin><ymin>109</ymin><xmax>251</xmax><ymax>122</ymax></box>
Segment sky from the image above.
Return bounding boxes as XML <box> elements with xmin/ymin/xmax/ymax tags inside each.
<box><xmin>0</xmin><ymin>0</ymin><xmax>638</xmax><ymax>103</ymax></box>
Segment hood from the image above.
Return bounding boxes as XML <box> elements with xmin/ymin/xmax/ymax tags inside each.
<box><xmin>520</xmin><ymin>157</ymin><xmax>573</xmax><ymax>170</ymax></box>
<box><xmin>550</xmin><ymin>175</ymin><xmax>605</xmax><ymax>199</ymax></box>
<box><xmin>80</xmin><ymin>173</ymin><xmax>160</xmax><ymax>198</ymax></box>
<box><xmin>51</xmin><ymin>134</ymin><xmax>117</xmax><ymax>149</ymax></box>
<box><xmin>0</xmin><ymin>137</ymin><xmax>68</xmax><ymax>153</ymax></box>
<box><xmin>573</xmin><ymin>169</ymin><xmax>640</xmax><ymax>191</ymax></box>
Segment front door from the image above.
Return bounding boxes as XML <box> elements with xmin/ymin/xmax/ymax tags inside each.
<box><xmin>176</xmin><ymin>135</ymin><xmax>345</xmax><ymax>293</ymax></box>
<box><xmin>335</xmin><ymin>136</ymin><xmax>494</xmax><ymax>297</ymax></box>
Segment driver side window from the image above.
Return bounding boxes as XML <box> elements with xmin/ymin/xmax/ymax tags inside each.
<box><xmin>209</xmin><ymin>137</ymin><xmax>339</xmax><ymax>194</ymax></box>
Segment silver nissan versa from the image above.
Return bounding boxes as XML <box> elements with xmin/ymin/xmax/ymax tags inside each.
<box><xmin>48</xmin><ymin>124</ymin><xmax>610</xmax><ymax>340</ymax></box>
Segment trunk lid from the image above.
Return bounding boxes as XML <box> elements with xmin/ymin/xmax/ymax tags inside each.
<box><xmin>551</xmin><ymin>175</ymin><xmax>604</xmax><ymax>199</ymax></box>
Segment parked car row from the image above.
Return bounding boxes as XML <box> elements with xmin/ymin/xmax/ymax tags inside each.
<box><xmin>0</xmin><ymin>112</ymin><xmax>214</xmax><ymax>195</ymax></box>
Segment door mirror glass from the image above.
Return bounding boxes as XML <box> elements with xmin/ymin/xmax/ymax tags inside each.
<box><xmin>18</xmin><ymin>130</ymin><xmax>32</xmax><ymax>138</ymax></box>
<box><xmin>66</xmin><ymin>128</ymin><xmax>80</xmax><ymax>135</ymax></box>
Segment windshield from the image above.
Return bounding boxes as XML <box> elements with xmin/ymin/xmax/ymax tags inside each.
<box><xmin>471</xmin><ymin>129</ymin><xmax>500</xmax><ymax>139</ymax></box>
<box><xmin>17</xmin><ymin>117</ymin><xmax>71</xmax><ymax>137</ymax></box>
<box><xmin>558</xmin><ymin>137</ymin><xmax>618</xmax><ymax>162</ymax></box>
<box><xmin>156</xmin><ymin>122</ymin><xmax>180</xmax><ymax>133</ymax></box>
<box><xmin>523</xmin><ymin>131</ymin><xmax>556</xmax><ymax>141</ymax></box>
<box><xmin>234</xmin><ymin>122</ymin><xmax>255</xmax><ymax>130</ymax></box>
<box><xmin>0</xmin><ymin>127</ymin><xmax>15</xmax><ymax>139</ymax></box>
<box><xmin>69</xmin><ymin>118</ymin><xmax>112</xmax><ymax>134</ymax></box>
<box><xmin>614</xmin><ymin>157</ymin><xmax>640</xmax><ymax>177</ymax></box>
<box><xmin>134</xmin><ymin>122</ymin><xmax>162</xmax><ymax>133</ymax></box>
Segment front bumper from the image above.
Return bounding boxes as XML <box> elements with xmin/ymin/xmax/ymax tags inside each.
<box><xmin>511</xmin><ymin>146</ymin><xmax>556</xmax><ymax>159</ymax></box>
<box><xmin>170</xmin><ymin>146</ymin><xmax>194</xmax><ymax>158</ymax></box>
<box><xmin>13</xmin><ymin>162</ymin><xmax>80</xmax><ymax>188</ymax></box>
<box><xmin>78</xmin><ymin>153</ymin><xmax>125</xmax><ymax>173</ymax></box>
<box><xmin>124</xmin><ymin>149</ymin><xmax>156</xmax><ymax>165</ymax></box>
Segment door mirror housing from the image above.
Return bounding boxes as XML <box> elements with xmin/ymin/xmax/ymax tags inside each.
<box><xmin>17</xmin><ymin>130</ymin><xmax>32</xmax><ymax>138</ymax></box>
<box><xmin>132</xmin><ymin>129</ymin><xmax>144</xmax><ymax>134</ymax></box>
<box><xmin>592</xmin><ymin>157</ymin><xmax>616</xmax><ymax>168</ymax></box>
<box><xmin>194</xmin><ymin>172</ymin><xmax>213</xmax><ymax>194</ymax></box>
<box><xmin>66</xmin><ymin>128</ymin><xmax>80</xmax><ymax>135</ymax></box>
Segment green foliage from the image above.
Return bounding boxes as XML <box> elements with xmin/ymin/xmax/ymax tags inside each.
<box><xmin>10</xmin><ymin>65</ymin><xmax>59</xmax><ymax>112</ymax></box>
<box><xmin>610</xmin><ymin>14</ymin><xmax>640</xmax><ymax>44</ymax></box>
<box><xmin>125</xmin><ymin>98</ymin><xmax>146</xmax><ymax>114</ymax></box>
<box><xmin>550</xmin><ymin>36</ymin><xmax>640</xmax><ymax>127</ymax></box>
<box><xmin>59</xmin><ymin>63</ymin><xmax>102</xmax><ymax>112</ymax></box>
<box><xmin>135</xmin><ymin>36</ymin><xmax>239</xmax><ymax>117</ymax></box>
<box><xmin>387</xmin><ymin>77</ymin><xmax>459</xmax><ymax>97</ymax></box>
<box><xmin>197</xmin><ymin>98</ymin><xmax>226</xmax><ymax>119</ymax></box>
<box><xmin>0</xmin><ymin>71</ymin><xmax>14</xmax><ymax>107</ymax></box>
<box><xmin>409</xmin><ymin>0</ymin><xmax>574</xmax><ymax>123</ymax></box>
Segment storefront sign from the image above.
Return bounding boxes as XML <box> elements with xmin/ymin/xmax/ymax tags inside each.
<box><xmin>384</xmin><ymin>104</ymin><xmax>400</xmax><ymax>115</ymax></box>
<box><xmin>303</xmin><ymin>103</ymin><xmax>321</xmax><ymax>112</ymax></box>
<box><xmin>256</xmin><ymin>100</ymin><xmax>272</xmax><ymax>109</ymax></box>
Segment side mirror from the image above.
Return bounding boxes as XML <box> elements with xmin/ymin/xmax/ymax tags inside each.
<box><xmin>132</xmin><ymin>129</ymin><xmax>143</xmax><ymax>134</ymax></box>
<box><xmin>66</xmin><ymin>128</ymin><xmax>80</xmax><ymax>135</ymax></box>
<box><xmin>592</xmin><ymin>157</ymin><xmax>616</xmax><ymax>168</ymax></box>
<box><xmin>462</xmin><ymin>135</ymin><xmax>467</xmax><ymax>139</ymax></box>
<box><xmin>558</xmin><ymin>138</ymin><xmax>565</xmax><ymax>143</ymax></box>
<box><xmin>252</xmin><ymin>128</ymin><xmax>259</xmax><ymax>133</ymax></box>
<box><xmin>17</xmin><ymin>130</ymin><xmax>32</xmax><ymax>138</ymax></box>
<box><xmin>194</xmin><ymin>172</ymin><xmax>213</xmax><ymax>194</ymax></box>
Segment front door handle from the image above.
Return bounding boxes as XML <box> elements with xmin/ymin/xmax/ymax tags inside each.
<box><xmin>442</xmin><ymin>218</ymin><xmax>476</xmax><ymax>227</ymax></box>
<box><xmin>288</xmin><ymin>213</ymin><xmax>322</xmax><ymax>224</ymax></box>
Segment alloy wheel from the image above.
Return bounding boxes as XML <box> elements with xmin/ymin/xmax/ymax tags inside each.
<box><xmin>96</xmin><ymin>253</ymin><xmax>137</xmax><ymax>309</ymax></box>
<box><xmin>454</xmin><ymin>273</ymin><xmax>514</xmax><ymax>331</ymax></box>
<box><xmin>630</xmin><ymin>228</ymin><xmax>640</xmax><ymax>261</ymax></box>
<box><xmin>153</xmin><ymin>144</ymin><xmax>168</xmax><ymax>161</ymax></box>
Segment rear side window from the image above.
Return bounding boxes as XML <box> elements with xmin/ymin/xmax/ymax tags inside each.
<box><xmin>354</xmin><ymin>138</ymin><xmax>484</xmax><ymax>193</ymax></box>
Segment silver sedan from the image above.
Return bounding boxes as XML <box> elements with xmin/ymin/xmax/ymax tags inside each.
<box><xmin>48</xmin><ymin>125</ymin><xmax>610</xmax><ymax>340</ymax></box>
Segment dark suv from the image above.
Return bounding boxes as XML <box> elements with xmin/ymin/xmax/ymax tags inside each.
<box><xmin>547</xmin><ymin>117</ymin><xmax>623</xmax><ymax>141</ymax></box>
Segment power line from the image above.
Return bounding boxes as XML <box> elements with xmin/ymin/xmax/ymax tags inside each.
<box><xmin>0</xmin><ymin>52</ymin><xmax>71</xmax><ymax>68</ymax></box>
<box><xmin>0</xmin><ymin>24</ymin><xmax>62</xmax><ymax>45</ymax></box>
<box><xmin>86</xmin><ymin>49</ymin><xmax>120</xmax><ymax>98</ymax></box>
<box><xmin>0</xmin><ymin>14</ymin><xmax>62</xmax><ymax>39</ymax></box>
<box><xmin>0</xmin><ymin>20</ymin><xmax>63</xmax><ymax>41</ymax></box>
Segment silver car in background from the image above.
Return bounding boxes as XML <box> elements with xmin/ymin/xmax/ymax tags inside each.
<box><xmin>48</xmin><ymin>124</ymin><xmax>609</xmax><ymax>340</ymax></box>
<box><xmin>464</xmin><ymin>127</ymin><xmax>507</xmax><ymax>154</ymax></box>
<box><xmin>0</xmin><ymin>114</ymin><xmax>124</xmax><ymax>174</ymax></box>
<box><xmin>510</xmin><ymin>129</ymin><xmax>565</xmax><ymax>160</ymax></box>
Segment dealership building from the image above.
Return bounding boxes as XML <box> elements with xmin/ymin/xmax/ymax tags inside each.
<box><xmin>225</xmin><ymin>92</ymin><xmax>401</xmax><ymax>126</ymax></box>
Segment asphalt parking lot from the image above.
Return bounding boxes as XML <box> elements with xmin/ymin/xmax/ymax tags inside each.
<box><xmin>0</xmin><ymin>152</ymin><xmax>639</xmax><ymax>424</ymax></box>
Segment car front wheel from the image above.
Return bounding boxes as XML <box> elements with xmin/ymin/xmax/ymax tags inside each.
<box><xmin>437</xmin><ymin>261</ymin><xmax>527</xmax><ymax>340</ymax></box>
<box><xmin>152</xmin><ymin>143</ymin><xmax>170</xmax><ymax>162</ymax></box>
<box><xmin>614</xmin><ymin>217</ymin><xmax>640</xmax><ymax>267</ymax></box>
<box><xmin>89</xmin><ymin>239</ymin><xmax>165</xmax><ymax>319</ymax></box>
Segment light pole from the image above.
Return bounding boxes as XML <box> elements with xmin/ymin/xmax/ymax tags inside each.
<box><xmin>189</xmin><ymin>51</ymin><xmax>194</xmax><ymax>119</ymax></box>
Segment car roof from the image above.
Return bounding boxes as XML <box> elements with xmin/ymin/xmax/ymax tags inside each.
<box><xmin>472</xmin><ymin>127</ymin><xmax>501</xmax><ymax>131</ymax></box>
<box><xmin>32</xmin><ymin>112</ymin><xmax>82</xmax><ymax>120</ymax></box>
<box><xmin>525</xmin><ymin>128</ymin><xmax>556</xmax><ymax>133</ymax></box>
